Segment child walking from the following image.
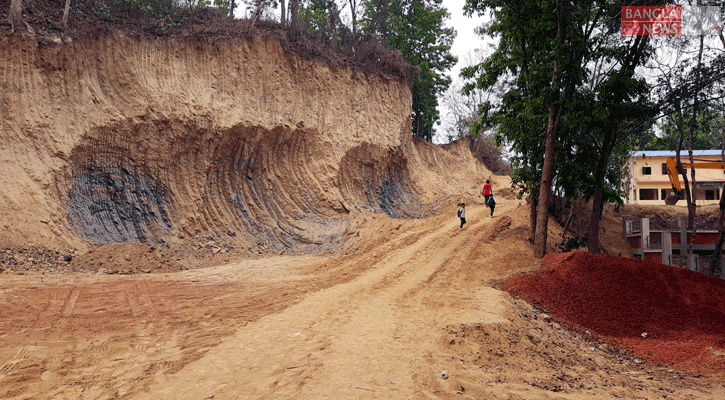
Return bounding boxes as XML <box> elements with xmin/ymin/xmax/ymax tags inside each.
<box><xmin>488</xmin><ymin>196</ymin><xmax>496</xmax><ymax>218</ymax></box>
<box><xmin>457</xmin><ymin>203</ymin><xmax>466</xmax><ymax>230</ymax></box>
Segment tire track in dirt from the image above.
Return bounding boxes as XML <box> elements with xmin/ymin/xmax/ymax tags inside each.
<box><xmin>62</xmin><ymin>287</ymin><xmax>80</xmax><ymax>315</ymax></box>
<box><xmin>0</xmin><ymin>348</ymin><xmax>29</xmax><ymax>375</ymax></box>
<box><xmin>134</xmin><ymin>204</ymin><xmax>509</xmax><ymax>399</ymax></box>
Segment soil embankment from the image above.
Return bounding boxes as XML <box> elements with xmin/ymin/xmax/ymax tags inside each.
<box><xmin>2</xmin><ymin>32</ymin><xmax>470</xmax><ymax>254</ymax></box>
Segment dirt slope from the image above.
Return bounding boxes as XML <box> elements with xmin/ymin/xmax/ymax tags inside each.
<box><xmin>2</xmin><ymin>202</ymin><xmax>724</xmax><ymax>399</ymax></box>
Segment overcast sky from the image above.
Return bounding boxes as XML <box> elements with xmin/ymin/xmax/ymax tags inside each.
<box><xmin>443</xmin><ymin>0</ymin><xmax>490</xmax><ymax>79</ymax></box>
<box><xmin>436</xmin><ymin>0</ymin><xmax>493</xmax><ymax>143</ymax></box>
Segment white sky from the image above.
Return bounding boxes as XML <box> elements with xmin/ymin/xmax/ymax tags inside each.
<box><xmin>435</xmin><ymin>0</ymin><xmax>493</xmax><ymax>143</ymax></box>
<box><xmin>443</xmin><ymin>0</ymin><xmax>490</xmax><ymax>80</ymax></box>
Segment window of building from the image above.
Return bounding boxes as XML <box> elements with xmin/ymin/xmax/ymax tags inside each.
<box><xmin>642</xmin><ymin>166</ymin><xmax>652</xmax><ymax>175</ymax></box>
<box><xmin>639</xmin><ymin>188</ymin><xmax>657</xmax><ymax>200</ymax></box>
<box><xmin>705</xmin><ymin>190</ymin><xmax>720</xmax><ymax>200</ymax></box>
<box><xmin>661</xmin><ymin>163</ymin><xmax>667</xmax><ymax>175</ymax></box>
<box><xmin>661</xmin><ymin>189</ymin><xmax>668</xmax><ymax>200</ymax></box>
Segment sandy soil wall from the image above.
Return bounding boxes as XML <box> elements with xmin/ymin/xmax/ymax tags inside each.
<box><xmin>1</xmin><ymin>33</ymin><xmax>494</xmax><ymax>253</ymax></box>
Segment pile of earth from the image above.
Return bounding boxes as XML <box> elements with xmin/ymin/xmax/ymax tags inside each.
<box><xmin>502</xmin><ymin>252</ymin><xmax>725</xmax><ymax>374</ymax></box>
<box><xmin>0</xmin><ymin>246</ymin><xmax>70</xmax><ymax>274</ymax></box>
<box><xmin>69</xmin><ymin>243</ymin><xmax>187</xmax><ymax>274</ymax></box>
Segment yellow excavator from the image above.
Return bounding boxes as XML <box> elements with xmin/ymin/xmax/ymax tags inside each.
<box><xmin>664</xmin><ymin>156</ymin><xmax>725</xmax><ymax>205</ymax></box>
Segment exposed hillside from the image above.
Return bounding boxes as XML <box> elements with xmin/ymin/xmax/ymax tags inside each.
<box><xmin>0</xmin><ymin>30</ymin><xmax>502</xmax><ymax>255</ymax></box>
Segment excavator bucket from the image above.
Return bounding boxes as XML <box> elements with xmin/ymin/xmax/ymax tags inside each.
<box><xmin>664</xmin><ymin>193</ymin><xmax>682</xmax><ymax>205</ymax></box>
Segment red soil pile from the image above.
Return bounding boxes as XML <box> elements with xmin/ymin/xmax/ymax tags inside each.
<box><xmin>502</xmin><ymin>252</ymin><xmax>725</xmax><ymax>373</ymax></box>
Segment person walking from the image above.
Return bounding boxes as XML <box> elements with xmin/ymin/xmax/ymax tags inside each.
<box><xmin>481</xmin><ymin>180</ymin><xmax>493</xmax><ymax>206</ymax></box>
<box><xmin>488</xmin><ymin>196</ymin><xmax>496</xmax><ymax>218</ymax></box>
<box><xmin>457</xmin><ymin>203</ymin><xmax>466</xmax><ymax>230</ymax></box>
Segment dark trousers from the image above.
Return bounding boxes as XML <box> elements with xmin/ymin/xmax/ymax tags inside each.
<box><xmin>460</xmin><ymin>217</ymin><xmax>466</xmax><ymax>229</ymax></box>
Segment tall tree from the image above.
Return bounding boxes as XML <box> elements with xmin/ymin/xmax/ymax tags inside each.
<box><xmin>362</xmin><ymin>0</ymin><xmax>456</xmax><ymax>142</ymax></box>
<box><xmin>347</xmin><ymin>0</ymin><xmax>359</xmax><ymax>37</ymax></box>
<box><xmin>585</xmin><ymin>34</ymin><xmax>657</xmax><ymax>255</ymax></box>
<box><xmin>533</xmin><ymin>0</ymin><xmax>564</xmax><ymax>258</ymax></box>
<box><xmin>709</xmin><ymin>28</ymin><xmax>725</xmax><ymax>276</ymax></box>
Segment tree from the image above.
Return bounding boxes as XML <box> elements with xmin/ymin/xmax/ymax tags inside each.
<box><xmin>7</xmin><ymin>0</ymin><xmax>33</xmax><ymax>34</ymax></box>
<box><xmin>303</xmin><ymin>0</ymin><xmax>345</xmax><ymax>37</ymax></box>
<box><xmin>362</xmin><ymin>0</ymin><xmax>457</xmax><ymax>142</ymax></box>
<box><xmin>345</xmin><ymin>0</ymin><xmax>360</xmax><ymax>38</ymax></box>
<box><xmin>710</xmin><ymin>28</ymin><xmax>725</xmax><ymax>276</ymax></box>
<box><xmin>63</xmin><ymin>0</ymin><xmax>71</xmax><ymax>27</ymax></box>
<box><xmin>533</xmin><ymin>0</ymin><xmax>564</xmax><ymax>258</ymax></box>
<box><xmin>462</xmin><ymin>0</ymin><xmax>583</xmax><ymax>252</ymax></box>
<box><xmin>463</xmin><ymin>0</ymin><xmax>662</xmax><ymax>255</ymax></box>
<box><xmin>645</xmin><ymin>108</ymin><xmax>724</xmax><ymax>151</ymax></box>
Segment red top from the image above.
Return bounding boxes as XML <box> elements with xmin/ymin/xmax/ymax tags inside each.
<box><xmin>483</xmin><ymin>183</ymin><xmax>492</xmax><ymax>195</ymax></box>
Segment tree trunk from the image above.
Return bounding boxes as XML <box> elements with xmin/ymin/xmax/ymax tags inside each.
<box><xmin>560</xmin><ymin>199</ymin><xmax>574</xmax><ymax>245</ymax></box>
<box><xmin>280</xmin><ymin>0</ymin><xmax>285</xmax><ymax>24</ymax></box>
<box><xmin>587</xmin><ymin>159</ymin><xmax>607</xmax><ymax>254</ymax></box>
<box><xmin>230</xmin><ymin>0</ymin><xmax>237</xmax><ymax>17</ymax></box>
<box><xmin>710</xmin><ymin>14</ymin><xmax>725</xmax><ymax>275</ymax></box>
<box><xmin>686</xmin><ymin>35</ymin><xmax>705</xmax><ymax>262</ymax></box>
<box><xmin>62</xmin><ymin>0</ymin><xmax>70</xmax><ymax>27</ymax></box>
<box><xmin>533</xmin><ymin>0</ymin><xmax>563</xmax><ymax>258</ymax></box>
<box><xmin>349</xmin><ymin>0</ymin><xmax>357</xmax><ymax>38</ymax></box>
<box><xmin>534</xmin><ymin>99</ymin><xmax>562</xmax><ymax>258</ymax></box>
<box><xmin>529</xmin><ymin>185</ymin><xmax>538</xmax><ymax>244</ymax></box>
<box><xmin>711</xmin><ymin>92</ymin><xmax>725</xmax><ymax>274</ymax></box>
<box><xmin>9</xmin><ymin>0</ymin><xmax>26</xmax><ymax>33</ymax></box>
<box><xmin>588</xmin><ymin>122</ymin><xmax>617</xmax><ymax>255</ymax></box>
<box><xmin>290</xmin><ymin>0</ymin><xmax>299</xmax><ymax>31</ymax></box>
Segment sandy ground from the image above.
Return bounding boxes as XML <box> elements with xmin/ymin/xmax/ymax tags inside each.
<box><xmin>2</xmin><ymin>200</ymin><xmax>724</xmax><ymax>400</ymax></box>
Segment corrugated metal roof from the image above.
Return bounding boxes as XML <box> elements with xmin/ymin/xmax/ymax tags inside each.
<box><xmin>632</xmin><ymin>150</ymin><xmax>722</xmax><ymax>157</ymax></box>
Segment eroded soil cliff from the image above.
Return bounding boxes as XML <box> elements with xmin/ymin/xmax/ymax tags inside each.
<box><xmin>0</xmin><ymin>32</ymin><xmax>472</xmax><ymax>254</ymax></box>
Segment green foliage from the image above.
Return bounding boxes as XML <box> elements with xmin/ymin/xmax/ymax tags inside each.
<box><xmin>644</xmin><ymin>108</ymin><xmax>725</xmax><ymax>151</ymax></box>
<box><xmin>299</xmin><ymin>0</ymin><xmax>351</xmax><ymax>40</ymax></box>
<box><xmin>362</xmin><ymin>0</ymin><xmax>457</xmax><ymax>142</ymax></box>
<box><xmin>302</xmin><ymin>0</ymin><xmax>335</xmax><ymax>32</ymax></box>
<box><xmin>212</xmin><ymin>0</ymin><xmax>232</xmax><ymax>15</ymax></box>
<box><xmin>462</xmin><ymin>0</ymin><xmax>660</xmax><ymax>205</ymax></box>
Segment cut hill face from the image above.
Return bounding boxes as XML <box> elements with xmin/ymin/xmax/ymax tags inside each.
<box><xmin>0</xmin><ymin>33</ymin><xmax>502</xmax><ymax>254</ymax></box>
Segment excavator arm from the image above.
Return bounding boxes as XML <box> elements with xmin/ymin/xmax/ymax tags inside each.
<box><xmin>664</xmin><ymin>156</ymin><xmax>725</xmax><ymax>205</ymax></box>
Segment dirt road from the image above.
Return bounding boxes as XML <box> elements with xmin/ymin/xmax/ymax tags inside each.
<box><xmin>2</xmin><ymin>201</ymin><xmax>724</xmax><ymax>399</ymax></box>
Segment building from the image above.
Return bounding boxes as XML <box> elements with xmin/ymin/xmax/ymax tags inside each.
<box><xmin>624</xmin><ymin>150</ymin><xmax>725</xmax><ymax>206</ymax></box>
